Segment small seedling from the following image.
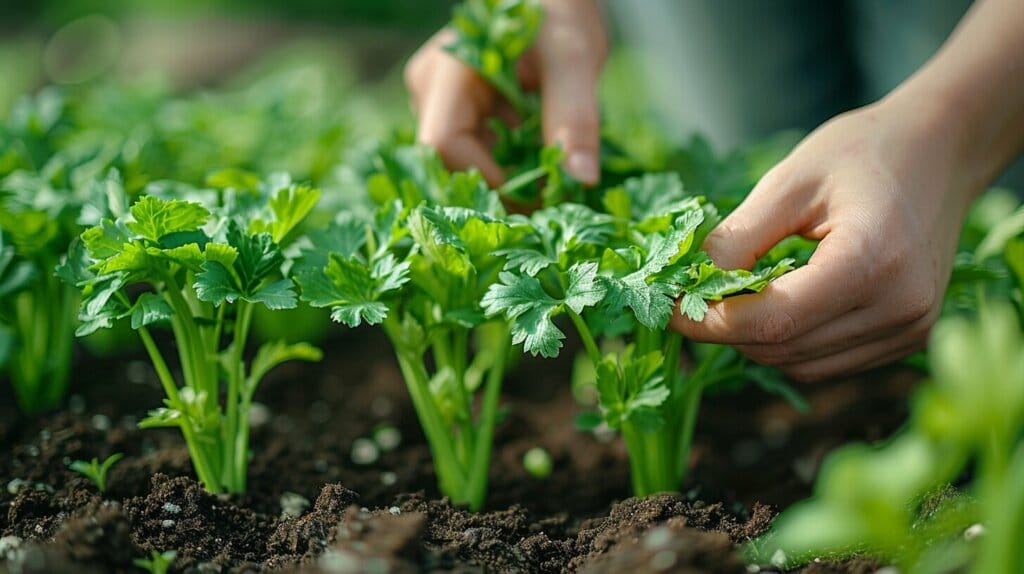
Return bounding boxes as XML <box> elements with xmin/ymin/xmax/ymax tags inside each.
<box><xmin>133</xmin><ymin>549</ymin><xmax>177</xmax><ymax>574</ymax></box>
<box><xmin>68</xmin><ymin>453</ymin><xmax>123</xmax><ymax>493</ymax></box>
<box><xmin>522</xmin><ymin>447</ymin><xmax>553</xmax><ymax>479</ymax></box>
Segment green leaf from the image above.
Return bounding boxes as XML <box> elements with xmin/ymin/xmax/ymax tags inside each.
<box><xmin>126</xmin><ymin>196</ymin><xmax>210</xmax><ymax>242</ymax></box>
<box><xmin>264</xmin><ymin>184</ymin><xmax>321</xmax><ymax>244</ymax></box>
<box><xmin>131</xmin><ymin>292</ymin><xmax>174</xmax><ymax>329</ymax></box>
<box><xmin>297</xmin><ymin>253</ymin><xmax>409</xmax><ymax>327</ymax></box>
<box><xmin>564</xmin><ymin>261</ymin><xmax>605</xmax><ymax>313</ymax></box>
<box><xmin>246</xmin><ymin>340</ymin><xmax>322</xmax><ymax>395</ymax></box>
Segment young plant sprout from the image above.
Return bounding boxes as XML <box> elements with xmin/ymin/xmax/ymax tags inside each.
<box><xmin>522</xmin><ymin>447</ymin><xmax>553</xmax><ymax>479</ymax></box>
<box><xmin>134</xmin><ymin>550</ymin><xmax>177</xmax><ymax>574</ymax></box>
<box><xmin>68</xmin><ymin>452</ymin><xmax>123</xmax><ymax>493</ymax></box>
<box><xmin>62</xmin><ymin>180</ymin><xmax>322</xmax><ymax>494</ymax></box>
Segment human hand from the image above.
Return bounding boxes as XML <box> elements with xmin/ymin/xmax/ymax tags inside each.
<box><xmin>671</xmin><ymin>98</ymin><xmax>982</xmax><ymax>382</ymax></box>
<box><xmin>404</xmin><ymin>0</ymin><xmax>607</xmax><ymax>187</ymax></box>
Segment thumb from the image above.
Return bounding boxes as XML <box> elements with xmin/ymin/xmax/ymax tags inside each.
<box><xmin>703</xmin><ymin>169</ymin><xmax>814</xmax><ymax>269</ymax></box>
<box><xmin>536</xmin><ymin>23</ymin><xmax>603</xmax><ymax>185</ymax></box>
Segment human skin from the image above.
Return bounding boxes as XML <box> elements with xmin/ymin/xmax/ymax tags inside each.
<box><xmin>406</xmin><ymin>0</ymin><xmax>1024</xmax><ymax>382</ymax></box>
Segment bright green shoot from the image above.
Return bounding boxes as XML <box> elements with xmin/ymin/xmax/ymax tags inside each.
<box><xmin>62</xmin><ymin>182</ymin><xmax>322</xmax><ymax>494</ymax></box>
<box><xmin>68</xmin><ymin>452</ymin><xmax>124</xmax><ymax>493</ymax></box>
<box><xmin>133</xmin><ymin>550</ymin><xmax>177</xmax><ymax>574</ymax></box>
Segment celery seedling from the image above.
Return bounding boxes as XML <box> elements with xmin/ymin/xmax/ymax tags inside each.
<box><xmin>483</xmin><ymin>173</ymin><xmax>792</xmax><ymax>495</ymax></box>
<box><xmin>298</xmin><ymin>146</ymin><xmax>513</xmax><ymax>510</ymax></box>
<box><xmin>63</xmin><ymin>183</ymin><xmax>322</xmax><ymax>494</ymax></box>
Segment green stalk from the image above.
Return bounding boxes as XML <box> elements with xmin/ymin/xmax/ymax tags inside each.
<box><xmin>464</xmin><ymin>325</ymin><xmax>511</xmax><ymax>510</ymax></box>
<box><xmin>384</xmin><ymin>317</ymin><xmax>467</xmax><ymax>499</ymax></box>
<box><xmin>225</xmin><ymin>301</ymin><xmax>253</xmax><ymax>492</ymax></box>
<box><xmin>138</xmin><ymin>326</ymin><xmax>220</xmax><ymax>491</ymax></box>
<box><xmin>567</xmin><ymin>309</ymin><xmax>602</xmax><ymax>366</ymax></box>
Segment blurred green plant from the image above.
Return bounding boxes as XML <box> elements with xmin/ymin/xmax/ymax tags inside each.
<box><xmin>750</xmin><ymin>299</ymin><xmax>1024</xmax><ymax>573</ymax></box>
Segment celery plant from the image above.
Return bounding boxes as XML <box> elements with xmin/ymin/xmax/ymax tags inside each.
<box><xmin>482</xmin><ymin>173</ymin><xmax>792</xmax><ymax>495</ymax></box>
<box><xmin>62</xmin><ymin>182</ymin><xmax>322</xmax><ymax>493</ymax></box>
<box><xmin>298</xmin><ymin>145</ymin><xmax>513</xmax><ymax>510</ymax></box>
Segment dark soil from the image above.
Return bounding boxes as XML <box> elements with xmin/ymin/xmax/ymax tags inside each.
<box><xmin>0</xmin><ymin>328</ymin><xmax>915</xmax><ymax>573</ymax></box>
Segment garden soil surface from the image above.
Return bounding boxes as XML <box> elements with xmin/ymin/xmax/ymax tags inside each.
<box><xmin>0</xmin><ymin>328</ymin><xmax>916</xmax><ymax>573</ymax></box>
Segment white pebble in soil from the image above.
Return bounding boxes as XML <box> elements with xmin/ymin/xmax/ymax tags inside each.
<box><xmin>162</xmin><ymin>502</ymin><xmax>181</xmax><ymax>515</ymax></box>
<box><xmin>91</xmin><ymin>414</ymin><xmax>111</xmax><ymax>432</ymax></box>
<box><xmin>388</xmin><ymin>506</ymin><xmax>401</xmax><ymax>515</ymax></box>
<box><xmin>247</xmin><ymin>402</ymin><xmax>271</xmax><ymax>428</ymax></box>
<box><xmin>642</xmin><ymin>526</ymin><xmax>673</xmax><ymax>550</ymax></box>
<box><xmin>374</xmin><ymin>427</ymin><xmax>402</xmax><ymax>451</ymax></box>
<box><xmin>6</xmin><ymin>478</ymin><xmax>25</xmax><ymax>495</ymax></box>
<box><xmin>161</xmin><ymin>520</ymin><xmax>176</xmax><ymax>529</ymax></box>
<box><xmin>380</xmin><ymin>471</ymin><xmax>397</xmax><ymax>486</ymax></box>
<box><xmin>350</xmin><ymin>438</ymin><xmax>379</xmax><ymax>465</ymax></box>
<box><xmin>280</xmin><ymin>492</ymin><xmax>311</xmax><ymax>519</ymax></box>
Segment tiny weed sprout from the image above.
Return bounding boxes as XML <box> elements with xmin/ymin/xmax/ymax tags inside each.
<box><xmin>299</xmin><ymin>145</ymin><xmax>515</xmax><ymax>510</ymax></box>
<box><xmin>62</xmin><ymin>178</ymin><xmax>322</xmax><ymax>493</ymax></box>
<box><xmin>522</xmin><ymin>447</ymin><xmax>552</xmax><ymax>479</ymax></box>
<box><xmin>68</xmin><ymin>452</ymin><xmax>123</xmax><ymax>493</ymax></box>
<box><xmin>134</xmin><ymin>549</ymin><xmax>177</xmax><ymax>574</ymax></box>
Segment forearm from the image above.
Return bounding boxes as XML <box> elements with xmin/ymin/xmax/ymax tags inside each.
<box><xmin>886</xmin><ymin>0</ymin><xmax>1024</xmax><ymax>196</ymax></box>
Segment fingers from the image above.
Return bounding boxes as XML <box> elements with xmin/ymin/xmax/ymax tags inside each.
<box><xmin>734</xmin><ymin>301</ymin><xmax>935</xmax><ymax>367</ymax></box>
<box><xmin>671</xmin><ymin>225</ymin><xmax>870</xmax><ymax>345</ymax></box>
<box><xmin>774</xmin><ymin>331</ymin><xmax>927</xmax><ymax>383</ymax></box>
<box><xmin>701</xmin><ymin>167</ymin><xmax>819</xmax><ymax>270</ymax></box>
<box><xmin>535</xmin><ymin>8</ymin><xmax>605</xmax><ymax>185</ymax></box>
<box><xmin>414</xmin><ymin>54</ymin><xmax>505</xmax><ymax>187</ymax></box>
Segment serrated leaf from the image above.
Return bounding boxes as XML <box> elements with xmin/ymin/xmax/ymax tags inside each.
<box><xmin>127</xmin><ymin>196</ymin><xmax>209</xmax><ymax>242</ymax></box>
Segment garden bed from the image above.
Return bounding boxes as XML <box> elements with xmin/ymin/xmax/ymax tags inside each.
<box><xmin>0</xmin><ymin>329</ymin><xmax>915</xmax><ymax>573</ymax></box>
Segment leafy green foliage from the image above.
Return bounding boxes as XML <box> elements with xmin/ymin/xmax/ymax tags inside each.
<box><xmin>753</xmin><ymin>302</ymin><xmax>1024</xmax><ymax>573</ymax></box>
<box><xmin>66</xmin><ymin>186</ymin><xmax>321</xmax><ymax>494</ymax></box>
<box><xmin>68</xmin><ymin>453</ymin><xmax>124</xmax><ymax>493</ymax></box>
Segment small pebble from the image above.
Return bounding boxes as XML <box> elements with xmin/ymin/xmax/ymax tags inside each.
<box><xmin>280</xmin><ymin>492</ymin><xmax>311</xmax><ymax>519</ymax></box>
<box><xmin>6</xmin><ymin>478</ymin><xmax>25</xmax><ymax>495</ymax></box>
<box><xmin>650</xmin><ymin>549</ymin><xmax>677</xmax><ymax>571</ymax></box>
<box><xmin>643</xmin><ymin>526</ymin><xmax>673</xmax><ymax>550</ymax></box>
<box><xmin>731</xmin><ymin>439</ymin><xmax>763</xmax><ymax>467</ymax></box>
<box><xmin>196</xmin><ymin>562</ymin><xmax>222</xmax><ymax>573</ymax></box>
<box><xmin>373</xmin><ymin>426</ymin><xmax>402</xmax><ymax>451</ymax></box>
<box><xmin>161</xmin><ymin>519</ymin><xmax>175</xmax><ymax>528</ymax></box>
<box><xmin>25</xmin><ymin>445</ymin><xmax>39</xmax><ymax>457</ymax></box>
<box><xmin>91</xmin><ymin>414</ymin><xmax>111</xmax><ymax>432</ymax></box>
<box><xmin>33</xmin><ymin>483</ymin><xmax>54</xmax><ymax>494</ymax></box>
<box><xmin>126</xmin><ymin>361</ymin><xmax>150</xmax><ymax>384</ymax></box>
<box><xmin>248</xmin><ymin>402</ymin><xmax>271</xmax><ymax>428</ymax></box>
<box><xmin>770</xmin><ymin>549</ymin><xmax>787</xmax><ymax>568</ymax></box>
<box><xmin>388</xmin><ymin>506</ymin><xmax>401</xmax><ymax>515</ymax></box>
<box><xmin>309</xmin><ymin>401</ymin><xmax>331</xmax><ymax>424</ymax></box>
<box><xmin>0</xmin><ymin>535</ymin><xmax>22</xmax><ymax>556</ymax></box>
<box><xmin>39</xmin><ymin>430</ymin><xmax>51</xmax><ymax>441</ymax></box>
<box><xmin>319</xmin><ymin>549</ymin><xmax>360</xmax><ymax>573</ymax></box>
<box><xmin>370</xmin><ymin>396</ymin><xmax>393</xmax><ymax>417</ymax></box>
<box><xmin>162</xmin><ymin>502</ymin><xmax>181</xmax><ymax>514</ymax></box>
<box><xmin>746</xmin><ymin>566</ymin><xmax>761</xmax><ymax>573</ymax></box>
<box><xmin>380</xmin><ymin>471</ymin><xmax>397</xmax><ymax>486</ymax></box>
<box><xmin>351</xmin><ymin>438</ymin><xmax>379</xmax><ymax>465</ymax></box>
<box><xmin>874</xmin><ymin>568</ymin><xmax>900</xmax><ymax>574</ymax></box>
<box><xmin>68</xmin><ymin>394</ymin><xmax>86</xmax><ymax>414</ymax></box>
<box><xmin>964</xmin><ymin>523</ymin><xmax>986</xmax><ymax>541</ymax></box>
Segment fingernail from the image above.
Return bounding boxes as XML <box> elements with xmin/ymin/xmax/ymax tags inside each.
<box><xmin>566</xmin><ymin>151</ymin><xmax>599</xmax><ymax>185</ymax></box>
